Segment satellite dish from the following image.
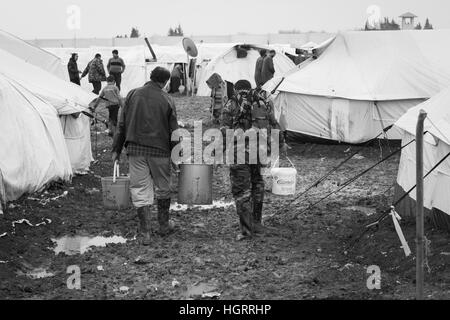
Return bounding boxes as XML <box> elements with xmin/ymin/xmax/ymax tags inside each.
<box><xmin>182</xmin><ymin>38</ymin><xmax>198</xmax><ymax>58</ymax></box>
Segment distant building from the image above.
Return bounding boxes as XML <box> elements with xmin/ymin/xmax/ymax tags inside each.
<box><xmin>399</xmin><ymin>12</ymin><xmax>417</xmax><ymax>30</ymax></box>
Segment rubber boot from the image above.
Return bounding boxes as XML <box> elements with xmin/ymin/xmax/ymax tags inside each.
<box><xmin>157</xmin><ymin>199</ymin><xmax>174</xmax><ymax>236</ymax></box>
<box><xmin>137</xmin><ymin>207</ymin><xmax>151</xmax><ymax>246</ymax></box>
<box><xmin>252</xmin><ymin>201</ymin><xmax>265</xmax><ymax>234</ymax></box>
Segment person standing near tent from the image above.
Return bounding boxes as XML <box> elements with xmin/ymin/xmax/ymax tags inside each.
<box><xmin>254</xmin><ymin>49</ymin><xmax>267</xmax><ymax>88</ymax></box>
<box><xmin>169</xmin><ymin>64</ymin><xmax>183</xmax><ymax>93</ymax></box>
<box><xmin>82</xmin><ymin>53</ymin><xmax>107</xmax><ymax>95</ymax></box>
<box><xmin>112</xmin><ymin>67</ymin><xmax>179</xmax><ymax>245</ymax></box>
<box><xmin>261</xmin><ymin>50</ymin><xmax>276</xmax><ymax>86</ymax></box>
<box><xmin>67</xmin><ymin>53</ymin><xmax>81</xmax><ymax>85</ymax></box>
<box><xmin>107</xmin><ymin>50</ymin><xmax>126</xmax><ymax>91</ymax></box>
<box><xmin>220</xmin><ymin>80</ymin><xmax>287</xmax><ymax>240</ymax></box>
<box><xmin>90</xmin><ymin>75</ymin><xmax>123</xmax><ymax>137</ymax></box>
<box><xmin>206</xmin><ymin>73</ymin><xmax>227</xmax><ymax>124</ymax></box>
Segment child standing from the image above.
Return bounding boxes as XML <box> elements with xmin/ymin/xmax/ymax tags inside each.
<box><xmin>206</xmin><ymin>73</ymin><xmax>228</xmax><ymax>124</ymax></box>
<box><xmin>91</xmin><ymin>75</ymin><xmax>123</xmax><ymax>137</ymax></box>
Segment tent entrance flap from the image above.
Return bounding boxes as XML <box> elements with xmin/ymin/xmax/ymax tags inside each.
<box><xmin>330</xmin><ymin>99</ymin><xmax>350</xmax><ymax>142</ymax></box>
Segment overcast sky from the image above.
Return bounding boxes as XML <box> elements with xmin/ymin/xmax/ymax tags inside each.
<box><xmin>1</xmin><ymin>0</ymin><xmax>449</xmax><ymax>39</ymax></box>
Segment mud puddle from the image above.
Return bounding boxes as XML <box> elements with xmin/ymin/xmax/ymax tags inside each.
<box><xmin>52</xmin><ymin>235</ymin><xmax>128</xmax><ymax>255</ymax></box>
<box><xmin>344</xmin><ymin>206</ymin><xmax>376</xmax><ymax>216</ymax></box>
<box><xmin>171</xmin><ymin>200</ymin><xmax>235</xmax><ymax>212</ymax></box>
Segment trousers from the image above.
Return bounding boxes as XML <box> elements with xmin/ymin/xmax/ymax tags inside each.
<box><xmin>229</xmin><ymin>164</ymin><xmax>265</xmax><ymax>235</ymax></box>
<box><xmin>128</xmin><ymin>155</ymin><xmax>171</xmax><ymax>208</ymax></box>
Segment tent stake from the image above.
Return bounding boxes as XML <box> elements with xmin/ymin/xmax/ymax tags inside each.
<box><xmin>416</xmin><ymin>110</ymin><xmax>427</xmax><ymax>300</ymax></box>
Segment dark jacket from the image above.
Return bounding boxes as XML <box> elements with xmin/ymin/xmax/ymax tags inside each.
<box><xmin>254</xmin><ymin>56</ymin><xmax>264</xmax><ymax>87</ymax></box>
<box><xmin>67</xmin><ymin>58</ymin><xmax>80</xmax><ymax>82</ymax></box>
<box><xmin>261</xmin><ymin>56</ymin><xmax>275</xmax><ymax>85</ymax></box>
<box><xmin>112</xmin><ymin>81</ymin><xmax>179</xmax><ymax>155</ymax></box>
<box><xmin>82</xmin><ymin>57</ymin><xmax>106</xmax><ymax>83</ymax></box>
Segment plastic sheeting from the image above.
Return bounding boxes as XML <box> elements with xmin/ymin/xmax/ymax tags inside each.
<box><xmin>274</xmin><ymin>92</ymin><xmax>423</xmax><ymax>143</ymax></box>
<box><xmin>0</xmin><ymin>29</ymin><xmax>66</xmax><ymax>80</ymax></box>
<box><xmin>0</xmin><ymin>77</ymin><xmax>72</xmax><ymax>201</ymax></box>
<box><xmin>278</xmin><ymin>30</ymin><xmax>450</xmax><ymax>101</ymax></box>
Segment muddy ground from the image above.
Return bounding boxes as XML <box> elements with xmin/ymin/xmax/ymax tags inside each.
<box><xmin>0</xmin><ymin>95</ymin><xmax>449</xmax><ymax>300</ymax></box>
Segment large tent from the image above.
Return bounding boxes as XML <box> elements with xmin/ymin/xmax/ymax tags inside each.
<box><xmin>0</xmin><ymin>47</ymin><xmax>95</xmax><ymax>204</ymax></box>
<box><xmin>272</xmin><ymin>30</ymin><xmax>450</xmax><ymax>144</ymax></box>
<box><xmin>196</xmin><ymin>44</ymin><xmax>296</xmax><ymax>97</ymax></box>
<box><xmin>394</xmin><ymin>87</ymin><xmax>450</xmax><ymax>231</ymax></box>
<box><xmin>0</xmin><ymin>29</ymin><xmax>66</xmax><ymax>80</ymax></box>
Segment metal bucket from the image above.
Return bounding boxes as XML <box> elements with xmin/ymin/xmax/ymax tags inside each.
<box><xmin>177</xmin><ymin>164</ymin><xmax>213</xmax><ymax>205</ymax></box>
<box><xmin>101</xmin><ymin>162</ymin><xmax>131</xmax><ymax>210</ymax></box>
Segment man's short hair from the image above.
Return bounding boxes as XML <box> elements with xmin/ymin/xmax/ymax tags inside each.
<box><xmin>150</xmin><ymin>67</ymin><xmax>171</xmax><ymax>83</ymax></box>
<box><xmin>106</xmin><ymin>75</ymin><xmax>115</xmax><ymax>83</ymax></box>
<box><xmin>259</xmin><ymin>49</ymin><xmax>267</xmax><ymax>57</ymax></box>
<box><xmin>234</xmin><ymin>80</ymin><xmax>252</xmax><ymax>91</ymax></box>
<box><xmin>112</xmin><ymin>49</ymin><xmax>118</xmax><ymax>55</ymax></box>
<box><xmin>269</xmin><ymin>49</ymin><xmax>276</xmax><ymax>54</ymax></box>
<box><xmin>95</xmin><ymin>53</ymin><xmax>101</xmax><ymax>58</ymax></box>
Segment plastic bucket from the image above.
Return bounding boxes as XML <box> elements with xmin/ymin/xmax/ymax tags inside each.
<box><xmin>101</xmin><ymin>162</ymin><xmax>131</xmax><ymax>209</ymax></box>
<box><xmin>177</xmin><ymin>164</ymin><xmax>213</xmax><ymax>205</ymax></box>
<box><xmin>271</xmin><ymin>157</ymin><xmax>297</xmax><ymax>196</ymax></box>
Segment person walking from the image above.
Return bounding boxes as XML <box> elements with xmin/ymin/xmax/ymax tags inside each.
<box><xmin>261</xmin><ymin>49</ymin><xmax>276</xmax><ymax>86</ymax></box>
<box><xmin>220</xmin><ymin>80</ymin><xmax>287</xmax><ymax>240</ymax></box>
<box><xmin>107</xmin><ymin>50</ymin><xmax>126</xmax><ymax>91</ymax></box>
<box><xmin>112</xmin><ymin>67</ymin><xmax>179</xmax><ymax>245</ymax></box>
<box><xmin>67</xmin><ymin>53</ymin><xmax>82</xmax><ymax>85</ymax></box>
<box><xmin>254</xmin><ymin>49</ymin><xmax>267</xmax><ymax>88</ymax></box>
<box><xmin>82</xmin><ymin>53</ymin><xmax>106</xmax><ymax>94</ymax></box>
<box><xmin>169</xmin><ymin>64</ymin><xmax>183</xmax><ymax>93</ymax></box>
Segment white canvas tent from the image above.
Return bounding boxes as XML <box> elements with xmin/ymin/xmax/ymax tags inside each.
<box><xmin>46</xmin><ymin>46</ymin><xmax>149</xmax><ymax>96</ymax></box>
<box><xmin>394</xmin><ymin>87</ymin><xmax>450</xmax><ymax>230</ymax></box>
<box><xmin>196</xmin><ymin>44</ymin><xmax>296</xmax><ymax>97</ymax></box>
<box><xmin>273</xmin><ymin>30</ymin><xmax>450</xmax><ymax>144</ymax></box>
<box><xmin>0</xmin><ymin>47</ymin><xmax>95</xmax><ymax>203</ymax></box>
<box><xmin>0</xmin><ymin>29</ymin><xmax>66</xmax><ymax>80</ymax></box>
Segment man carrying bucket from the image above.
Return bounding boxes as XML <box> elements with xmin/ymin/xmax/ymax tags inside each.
<box><xmin>112</xmin><ymin>67</ymin><xmax>179</xmax><ymax>245</ymax></box>
<box><xmin>220</xmin><ymin>80</ymin><xmax>287</xmax><ymax>240</ymax></box>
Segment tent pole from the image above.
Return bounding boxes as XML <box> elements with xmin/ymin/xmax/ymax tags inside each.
<box><xmin>415</xmin><ymin>109</ymin><xmax>427</xmax><ymax>300</ymax></box>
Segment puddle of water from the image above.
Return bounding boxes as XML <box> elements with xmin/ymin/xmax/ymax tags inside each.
<box><xmin>171</xmin><ymin>200</ymin><xmax>235</xmax><ymax>212</ymax></box>
<box><xmin>344</xmin><ymin>206</ymin><xmax>376</xmax><ymax>216</ymax></box>
<box><xmin>183</xmin><ymin>282</ymin><xmax>218</xmax><ymax>298</ymax></box>
<box><xmin>17</xmin><ymin>268</ymin><xmax>55</xmax><ymax>279</ymax></box>
<box><xmin>52</xmin><ymin>235</ymin><xmax>128</xmax><ymax>255</ymax></box>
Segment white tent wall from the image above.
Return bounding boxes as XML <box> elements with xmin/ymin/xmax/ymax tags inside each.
<box><xmin>394</xmin><ymin>86</ymin><xmax>450</xmax><ymax>230</ymax></box>
<box><xmin>0</xmin><ymin>48</ymin><xmax>95</xmax><ymax>175</ymax></box>
<box><xmin>0</xmin><ymin>29</ymin><xmax>66</xmax><ymax>80</ymax></box>
<box><xmin>196</xmin><ymin>45</ymin><xmax>296</xmax><ymax>97</ymax></box>
<box><xmin>396</xmin><ymin>132</ymin><xmax>450</xmax><ymax>214</ymax></box>
<box><xmin>45</xmin><ymin>46</ymin><xmax>148</xmax><ymax>97</ymax></box>
<box><xmin>275</xmin><ymin>30</ymin><xmax>450</xmax><ymax>143</ymax></box>
<box><xmin>275</xmin><ymin>92</ymin><xmax>423</xmax><ymax>143</ymax></box>
<box><xmin>0</xmin><ymin>77</ymin><xmax>72</xmax><ymax>202</ymax></box>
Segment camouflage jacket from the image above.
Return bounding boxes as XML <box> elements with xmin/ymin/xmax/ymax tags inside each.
<box><xmin>82</xmin><ymin>58</ymin><xmax>106</xmax><ymax>83</ymax></box>
<box><xmin>220</xmin><ymin>90</ymin><xmax>284</xmax><ymax>165</ymax></box>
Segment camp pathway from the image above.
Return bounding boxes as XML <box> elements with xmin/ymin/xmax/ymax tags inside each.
<box><xmin>0</xmin><ymin>96</ymin><xmax>449</xmax><ymax>300</ymax></box>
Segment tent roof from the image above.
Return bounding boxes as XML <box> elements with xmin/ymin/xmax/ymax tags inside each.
<box><xmin>0</xmin><ymin>29</ymin><xmax>66</xmax><ymax>80</ymax></box>
<box><xmin>399</xmin><ymin>12</ymin><xmax>417</xmax><ymax>18</ymax></box>
<box><xmin>395</xmin><ymin>86</ymin><xmax>450</xmax><ymax>145</ymax></box>
<box><xmin>0</xmin><ymin>47</ymin><xmax>95</xmax><ymax>115</ymax></box>
<box><xmin>278</xmin><ymin>30</ymin><xmax>450</xmax><ymax>101</ymax></box>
